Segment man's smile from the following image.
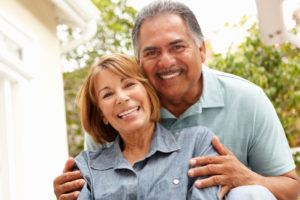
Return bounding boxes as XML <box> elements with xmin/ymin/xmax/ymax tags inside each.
<box><xmin>156</xmin><ymin>66</ymin><xmax>184</xmax><ymax>80</ymax></box>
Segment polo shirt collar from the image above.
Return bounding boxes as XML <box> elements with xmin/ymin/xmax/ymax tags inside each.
<box><xmin>161</xmin><ymin>65</ymin><xmax>225</xmax><ymax>119</ymax></box>
<box><xmin>91</xmin><ymin>123</ymin><xmax>180</xmax><ymax>170</ymax></box>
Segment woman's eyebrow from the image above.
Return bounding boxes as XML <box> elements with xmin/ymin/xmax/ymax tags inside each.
<box><xmin>120</xmin><ymin>77</ymin><xmax>129</xmax><ymax>83</ymax></box>
<box><xmin>98</xmin><ymin>86</ymin><xmax>109</xmax><ymax>95</ymax></box>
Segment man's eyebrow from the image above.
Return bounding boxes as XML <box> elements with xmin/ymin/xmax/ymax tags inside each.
<box><xmin>141</xmin><ymin>39</ymin><xmax>186</xmax><ymax>53</ymax></box>
<box><xmin>142</xmin><ymin>46</ymin><xmax>157</xmax><ymax>53</ymax></box>
<box><xmin>169</xmin><ymin>39</ymin><xmax>186</xmax><ymax>45</ymax></box>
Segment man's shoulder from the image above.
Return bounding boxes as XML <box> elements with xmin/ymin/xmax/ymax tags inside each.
<box><xmin>210</xmin><ymin>67</ymin><xmax>258</xmax><ymax>87</ymax></box>
<box><xmin>163</xmin><ymin>123</ymin><xmax>215</xmax><ymax>141</ymax></box>
<box><xmin>205</xmin><ymin>66</ymin><xmax>263</xmax><ymax>96</ymax></box>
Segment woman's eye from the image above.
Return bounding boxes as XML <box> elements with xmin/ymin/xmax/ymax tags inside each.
<box><xmin>103</xmin><ymin>92</ymin><xmax>112</xmax><ymax>99</ymax></box>
<box><xmin>125</xmin><ymin>82</ymin><xmax>135</xmax><ymax>88</ymax></box>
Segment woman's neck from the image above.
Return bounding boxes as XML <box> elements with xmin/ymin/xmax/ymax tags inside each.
<box><xmin>120</xmin><ymin>122</ymin><xmax>155</xmax><ymax>166</ymax></box>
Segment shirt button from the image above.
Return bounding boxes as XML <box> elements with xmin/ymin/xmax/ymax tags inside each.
<box><xmin>173</xmin><ymin>178</ymin><xmax>180</xmax><ymax>185</ymax></box>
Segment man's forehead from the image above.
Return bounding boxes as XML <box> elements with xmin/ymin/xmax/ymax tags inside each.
<box><xmin>137</xmin><ymin>13</ymin><xmax>191</xmax><ymax>53</ymax></box>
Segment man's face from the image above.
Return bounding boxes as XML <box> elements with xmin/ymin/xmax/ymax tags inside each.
<box><xmin>138</xmin><ymin>14</ymin><xmax>206</xmax><ymax>102</ymax></box>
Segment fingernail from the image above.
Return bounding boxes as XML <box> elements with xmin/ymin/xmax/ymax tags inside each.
<box><xmin>195</xmin><ymin>180</ymin><xmax>202</xmax><ymax>188</ymax></box>
<box><xmin>190</xmin><ymin>159</ymin><xmax>196</xmax><ymax>165</ymax></box>
<box><xmin>74</xmin><ymin>191</ymin><xmax>80</xmax><ymax>197</ymax></box>
<box><xmin>188</xmin><ymin>169</ymin><xmax>194</xmax><ymax>177</ymax></box>
<box><xmin>80</xmin><ymin>179</ymin><xmax>85</xmax><ymax>185</ymax></box>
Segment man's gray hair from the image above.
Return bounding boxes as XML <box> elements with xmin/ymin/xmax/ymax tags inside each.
<box><xmin>132</xmin><ymin>0</ymin><xmax>204</xmax><ymax>59</ymax></box>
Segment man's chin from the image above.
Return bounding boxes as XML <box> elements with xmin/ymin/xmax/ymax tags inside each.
<box><xmin>159</xmin><ymin>90</ymin><xmax>182</xmax><ymax>100</ymax></box>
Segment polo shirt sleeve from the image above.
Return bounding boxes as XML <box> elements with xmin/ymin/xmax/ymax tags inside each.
<box><xmin>74</xmin><ymin>151</ymin><xmax>93</xmax><ymax>200</ymax></box>
<box><xmin>248</xmin><ymin>89</ymin><xmax>295</xmax><ymax>176</ymax></box>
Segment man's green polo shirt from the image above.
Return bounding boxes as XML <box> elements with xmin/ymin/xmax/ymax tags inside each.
<box><xmin>160</xmin><ymin>65</ymin><xmax>294</xmax><ymax>176</ymax></box>
<box><xmin>84</xmin><ymin>65</ymin><xmax>295</xmax><ymax>176</ymax></box>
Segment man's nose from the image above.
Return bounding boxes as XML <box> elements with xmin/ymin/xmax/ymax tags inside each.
<box><xmin>116</xmin><ymin>91</ymin><xmax>129</xmax><ymax>104</ymax></box>
<box><xmin>158</xmin><ymin>51</ymin><xmax>176</xmax><ymax>67</ymax></box>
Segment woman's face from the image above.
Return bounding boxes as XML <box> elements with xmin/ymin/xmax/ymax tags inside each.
<box><xmin>95</xmin><ymin>69</ymin><xmax>153</xmax><ymax>135</ymax></box>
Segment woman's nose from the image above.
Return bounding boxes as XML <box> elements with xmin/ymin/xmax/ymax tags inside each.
<box><xmin>116</xmin><ymin>91</ymin><xmax>129</xmax><ymax>104</ymax></box>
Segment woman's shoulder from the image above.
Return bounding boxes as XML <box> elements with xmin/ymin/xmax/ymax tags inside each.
<box><xmin>75</xmin><ymin>146</ymin><xmax>110</xmax><ymax>167</ymax></box>
<box><xmin>157</xmin><ymin>123</ymin><xmax>215</xmax><ymax>145</ymax></box>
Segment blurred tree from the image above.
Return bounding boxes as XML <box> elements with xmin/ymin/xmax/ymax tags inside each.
<box><xmin>61</xmin><ymin>0</ymin><xmax>136</xmax><ymax>157</ymax></box>
<box><xmin>207</xmin><ymin>18</ymin><xmax>300</xmax><ymax>170</ymax></box>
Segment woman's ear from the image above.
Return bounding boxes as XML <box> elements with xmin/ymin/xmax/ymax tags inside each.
<box><xmin>99</xmin><ymin>107</ymin><xmax>109</xmax><ymax>125</ymax></box>
<box><xmin>100</xmin><ymin>112</ymin><xmax>109</xmax><ymax>125</ymax></box>
<box><xmin>102</xmin><ymin>117</ymin><xmax>109</xmax><ymax>125</ymax></box>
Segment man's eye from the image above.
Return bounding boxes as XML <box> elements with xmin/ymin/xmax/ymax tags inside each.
<box><xmin>173</xmin><ymin>45</ymin><xmax>184</xmax><ymax>50</ymax></box>
<box><xmin>144</xmin><ymin>50</ymin><xmax>157</xmax><ymax>57</ymax></box>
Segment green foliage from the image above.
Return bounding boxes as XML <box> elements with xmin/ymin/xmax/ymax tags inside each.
<box><xmin>63</xmin><ymin>67</ymin><xmax>90</xmax><ymax>156</ymax></box>
<box><xmin>293</xmin><ymin>151</ymin><xmax>300</xmax><ymax>172</ymax></box>
<box><xmin>62</xmin><ymin>0</ymin><xmax>136</xmax><ymax>156</ymax></box>
<box><xmin>60</xmin><ymin>0</ymin><xmax>137</xmax><ymax>70</ymax></box>
<box><xmin>207</xmin><ymin>21</ymin><xmax>300</xmax><ymax>169</ymax></box>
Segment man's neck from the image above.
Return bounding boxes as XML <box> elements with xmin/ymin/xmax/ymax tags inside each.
<box><xmin>160</xmin><ymin>77</ymin><xmax>203</xmax><ymax>118</ymax></box>
<box><xmin>161</xmin><ymin>94</ymin><xmax>200</xmax><ymax>117</ymax></box>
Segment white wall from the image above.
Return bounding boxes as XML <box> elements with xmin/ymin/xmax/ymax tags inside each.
<box><xmin>0</xmin><ymin>0</ymin><xmax>69</xmax><ymax>199</ymax></box>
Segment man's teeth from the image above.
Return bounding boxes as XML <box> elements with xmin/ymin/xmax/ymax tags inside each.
<box><xmin>160</xmin><ymin>71</ymin><xmax>181</xmax><ymax>79</ymax></box>
<box><xmin>118</xmin><ymin>107</ymin><xmax>139</xmax><ymax>118</ymax></box>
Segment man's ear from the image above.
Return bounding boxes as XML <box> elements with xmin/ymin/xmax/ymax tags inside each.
<box><xmin>136</xmin><ymin>57</ymin><xmax>141</xmax><ymax>68</ymax></box>
<box><xmin>199</xmin><ymin>41</ymin><xmax>206</xmax><ymax>63</ymax></box>
<box><xmin>136</xmin><ymin>58</ymin><xmax>147</xmax><ymax>76</ymax></box>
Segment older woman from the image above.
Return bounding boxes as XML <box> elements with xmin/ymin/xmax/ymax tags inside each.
<box><xmin>74</xmin><ymin>53</ymin><xmax>275</xmax><ymax>200</ymax></box>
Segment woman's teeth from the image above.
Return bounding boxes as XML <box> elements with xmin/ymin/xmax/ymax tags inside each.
<box><xmin>118</xmin><ymin>106</ymin><xmax>139</xmax><ymax>118</ymax></box>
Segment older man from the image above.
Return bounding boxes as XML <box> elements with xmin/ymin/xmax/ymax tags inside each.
<box><xmin>54</xmin><ymin>1</ymin><xmax>300</xmax><ymax>200</ymax></box>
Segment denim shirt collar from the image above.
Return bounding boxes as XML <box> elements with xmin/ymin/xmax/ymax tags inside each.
<box><xmin>161</xmin><ymin>65</ymin><xmax>225</xmax><ymax>119</ymax></box>
<box><xmin>90</xmin><ymin>123</ymin><xmax>180</xmax><ymax>170</ymax></box>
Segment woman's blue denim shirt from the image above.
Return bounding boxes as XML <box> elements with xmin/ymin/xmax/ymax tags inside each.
<box><xmin>75</xmin><ymin>123</ymin><xmax>220</xmax><ymax>200</ymax></box>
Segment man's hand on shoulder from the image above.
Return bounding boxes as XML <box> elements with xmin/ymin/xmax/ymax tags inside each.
<box><xmin>53</xmin><ymin>157</ymin><xmax>85</xmax><ymax>200</ymax></box>
<box><xmin>188</xmin><ymin>136</ymin><xmax>260</xmax><ymax>199</ymax></box>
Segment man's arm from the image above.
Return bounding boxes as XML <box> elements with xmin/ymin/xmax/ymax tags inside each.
<box><xmin>53</xmin><ymin>158</ymin><xmax>85</xmax><ymax>200</ymax></box>
<box><xmin>53</xmin><ymin>133</ymin><xmax>100</xmax><ymax>200</ymax></box>
<box><xmin>188</xmin><ymin>136</ymin><xmax>300</xmax><ymax>200</ymax></box>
